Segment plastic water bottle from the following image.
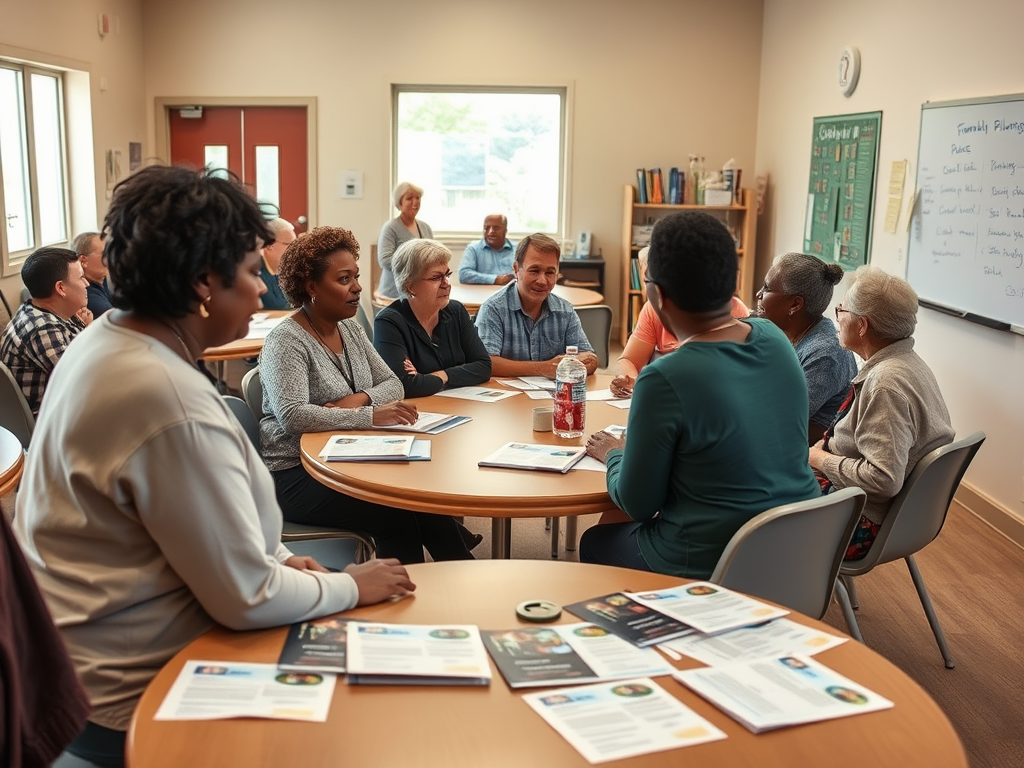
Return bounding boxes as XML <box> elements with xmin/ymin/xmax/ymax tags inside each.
<box><xmin>553</xmin><ymin>346</ymin><xmax>587</xmax><ymax>439</ymax></box>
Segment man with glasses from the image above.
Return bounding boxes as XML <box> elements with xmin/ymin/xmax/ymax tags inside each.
<box><xmin>458</xmin><ymin>214</ymin><xmax>516</xmax><ymax>285</ymax></box>
<box><xmin>73</xmin><ymin>232</ymin><xmax>113</xmax><ymax>317</ymax></box>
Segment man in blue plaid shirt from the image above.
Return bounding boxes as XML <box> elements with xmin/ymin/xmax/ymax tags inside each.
<box><xmin>1</xmin><ymin>246</ymin><xmax>92</xmax><ymax>414</ymax></box>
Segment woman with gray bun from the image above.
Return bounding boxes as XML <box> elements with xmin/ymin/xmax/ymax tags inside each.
<box><xmin>755</xmin><ymin>252</ymin><xmax>857</xmax><ymax>444</ymax></box>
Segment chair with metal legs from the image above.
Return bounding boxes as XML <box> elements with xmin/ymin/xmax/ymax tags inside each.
<box><xmin>834</xmin><ymin>431</ymin><xmax>986</xmax><ymax>669</ymax></box>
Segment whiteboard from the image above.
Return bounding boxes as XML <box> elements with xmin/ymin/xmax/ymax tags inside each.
<box><xmin>907</xmin><ymin>93</ymin><xmax>1024</xmax><ymax>331</ymax></box>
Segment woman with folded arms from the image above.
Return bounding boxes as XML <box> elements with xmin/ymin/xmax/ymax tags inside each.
<box><xmin>260</xmin><ymin>226</ymin><xmax>474</xmax><ymax>562</ymax></box>
<box><xmin>376</xmin><ymin>181</ymin><xmax>433</xmax><ymax>300</ymax></box>
<box><xmin>611</xmin><ymin>246</ymin><xmax>748</xmax><ymax>398</ymax></box>
<box><xmin>755</xmin><ymin>252</ymin><xmax>858</xmax><ymax>445</ymax></box>
<box><xmin>373</xmin><ymin>239</ymin><xmax>491</xmax><ymax>398</ymax></box>
<box><xmin>809</xmin><ymin>266</ymin><xmax>954</xmax><ymax>560</ymax></box>
<box><xmin>13</xmin><ymin>166</ymin><xmax>414</xmax><ymax>768</ymax></box>
<box><xmin>581</xmin><ymin>211</ymin><xmax>819</xmax><ymax>579</ymax></box>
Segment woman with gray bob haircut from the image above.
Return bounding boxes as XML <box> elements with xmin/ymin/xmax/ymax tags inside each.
<box><xmin>809</xmin><ymin>265</ymin><xmax>954</xmax><ymax>560</ymax></box>
<box><xmin>755</xmin><ymin>252</ymin><xmax>857</xmax><ymax>444</ymax></box>
<box><xmin>376</xmin><ymin>181</ymin><xmax>433</xmax><ymax>299</ymax></box>
<box><xmin>373</xmin><ymin>238</ymin><xmax>491</xmax><ymax>399</ymax></box>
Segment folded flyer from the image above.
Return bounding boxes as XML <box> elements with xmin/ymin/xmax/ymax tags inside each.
<box><xmin>277</xmin><ymin>617</ymin><xmax>350</xmax><ymax>673</ymax></box>
<box><xmin>482</xmin><ymin>623</ymin><xmax>673</xmax><ymax>689</ymax></box>
<box><xmin>318</xmin><ymin>434</ymin><xmax>415</xmax><ymax>462</ymax></box>
<box><xmin>345</xmin><ymin>622</ymin><xmax>492</xmax><ymax>686</ymax></box>
<box><xmin>660</xmin><ymin>617</ymin><xmax>846</xmax><ymax>666</ymax></box>
<box><xmin>433</xmin><ymin>386</ymin><xmax>519</xmax><ymax>402</ymax></box>
<box><xmin>478</xmin><ymin>442</ymin><xmax>586</xmax><ymax>474</ymax></box>
<box><xmin>627</xmin><ymin>582</ymin><xmax>788</xmax><ymax>635</ymax></box>
<box><xmin>564</xmin><ymin>592</ymin><xmax>693</xmax><ymax>647</ymax></box>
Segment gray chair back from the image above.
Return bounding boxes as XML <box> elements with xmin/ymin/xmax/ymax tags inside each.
<box><xmin>843</xmin><ymin>431</ymin><xmax>985</xmax><ymax>574</ymax></box>
<box><xmin>0</xmin><ymin>362</ymin><xmax>35</xmax><ymax>450</ymax></box>
<box><xmin>223</xmin><ymin>395</ymin><xmax>260</xmax><ymax>449</ymax></box>
<box><xmin>710</xmin><ymin>487</ymin><xmax>866</xmax><ymax>619</ymax></box>
<box><xmin>0</xmin><ymin>292</ymin><xmax>13</xmax><ymax>328</ymax></box>
<box><xmin>241</xmin><ymin>366</ymin><xmax>264</xmax><ymax>421</ymax></box>
<box><xmin>575</xmin><ymin>304</ymin><xmax>613</xmax><ymax>369</ymax></box>
<box><xmin>19</xmin><ymin>287</ymin><xmax>30</xmax><ymax>305</ymax></box>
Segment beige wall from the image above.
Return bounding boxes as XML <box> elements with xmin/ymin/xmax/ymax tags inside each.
<box><xmin>756</xmin><ymin>0</ymin><xmax>1024</xmax><ymax>521</ymax></box>
<box><xmin>0</xmin><ymin>0</ymin><xmax>147</xmax><ymax>303</ymax></box>
<box><xmin>140</xmin><ymin>0</ymin><xmax>765</xmax><ymax>321</ymax></box>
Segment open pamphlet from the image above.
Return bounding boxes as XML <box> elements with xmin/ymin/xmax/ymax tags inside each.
<box><xmin>626</xmin><ymin>582</ymin><xmax>789</xmax><ymax>635</ymax></box>
<box><xmin>522</xmin><ymin>677</ymin><xmax>726</xmax><ymax>764</ymax></box>
<box><xmin>372</xmin><ymin>411</ymin><xmax>470</xmax><ymax>434</ymax></box>
<box><xmin>277</xmin><ymin>617</ymin><xmax>350</xmax><ymax>673</ymax></box>
<box><xmin>433</xmin><ymin>386</ymin><xmax>519</xmax><ymax>402</ymax></box>
<box><xmin>564</xmin><ymin>593</ymin><xmax>694</xmax><ymax>647</ymax></box>
<box><xmin>674</xmin><ymin>654</ymin><xmax>893</xmax><ymax>733</ymax></box>
<box><xmin>154</xmin><ymin>660</ymin><xmax>336</xmax><ymax>722</ymax></box>
<box><xmin>345</xmin><ymin>621</ymin><xmax>492</xmax><ymax>686</ymax></box>
<box><xmin>659</xmin><ymin>618</ymin><xmax>847</xmax><ymax>666</ymax></box>
<box><xmin>481</xmin><ymin>623</ymin><xmax>673</xmax><ymax>689</ymax></box>
<box><xmin>478</xmin><ymin>442</ymin><xmax>587</xmax><ymax>473</ymax></box>
<box><xmin>318</xmin><ymin>435</ymin><xmax>430</xmax><ymax>462</ymax></box>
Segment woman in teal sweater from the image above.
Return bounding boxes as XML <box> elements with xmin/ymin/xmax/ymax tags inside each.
<box><xmin>581</xmin><ymin>212</ymin><xmax>820</xmax><ymax>579</ymax></box>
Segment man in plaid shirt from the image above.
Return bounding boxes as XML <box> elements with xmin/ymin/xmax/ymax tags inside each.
<box><xmin>1</xmin><ymin>246</ymin><xmax>92</xmax><ymax>415</ymax></box>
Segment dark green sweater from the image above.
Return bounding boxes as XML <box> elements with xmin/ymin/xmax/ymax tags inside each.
<box><xmin>605</xmin><ymin>318</ymin><xmax>820</xmax><ymax>579</ymax></box>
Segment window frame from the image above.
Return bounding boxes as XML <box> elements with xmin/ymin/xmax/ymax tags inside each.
<box><xmin>390</xmin><ymin>84</ymin><xmax>570</xmax><ymax>241</ymax></box>
<box><xmin>0</xmin><ymin>59</ymin><xmax>72</xmax><ymax>271</ymax></box>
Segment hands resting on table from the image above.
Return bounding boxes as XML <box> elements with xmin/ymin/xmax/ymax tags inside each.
<box><xmin>284</xmin><ymin>555</ymin><xmax>417</xmax><ymax>605</ymax></box>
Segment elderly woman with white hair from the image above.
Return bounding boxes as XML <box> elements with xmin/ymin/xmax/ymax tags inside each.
<box><xmin>376</xmin><ymin>181</ymin><xmax>433</xmax><ymax>300</ymax></box>
<box><xmin>373</xmin><ymin>239</ymin><xmax>491</xmax><ymax>398</ymax></box>
<box><xmin>809</xmin><ymin>266</ymin><xmax>954</xmax><ymax>559</ymax></box>
<box><xmin>755</xmin><ymin>252</ymin><xmax>858</xmax><ymax>444</ymax></box>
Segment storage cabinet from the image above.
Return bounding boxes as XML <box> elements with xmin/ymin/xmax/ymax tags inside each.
<box><xmin>558</xmin><ymin>257</ymin><xmax>605</xmax><ymax>296</ymax></box>
<box><xmin>619</xmin><ymin>184</ymin><xmax>756</xmax><ymax>344</ymax></box>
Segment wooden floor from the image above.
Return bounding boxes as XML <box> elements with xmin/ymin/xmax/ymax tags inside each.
<box><xmin>465</xmin><ymin>502</ymin><xmax>1024</xmax><ymax>768</ymax></box>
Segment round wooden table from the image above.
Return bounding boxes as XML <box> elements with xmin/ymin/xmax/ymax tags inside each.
<box><xmin>301</xmin><ymin>376</ymin><xmax>623</xmax><ymax>557</ymax></box>
<box><xmin>449</xmin><ymin>283</ymin><xmax>603</xmax><ymax>314</ymax></box>
<box><xmin>201</xmin><ymin>309</ymin><xmax>293</xmax><ymax>362</ymax></box>
<box><xmin>126</xmin><ymin>561</ymin><xmax>967</xmax><ymax>768</ymax></box>
<box><xmin>0</xmin><ymin>425</ymin><xmax>25</xmax><ymax>497</ymax></box>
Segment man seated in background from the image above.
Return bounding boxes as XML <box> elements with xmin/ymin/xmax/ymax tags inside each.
<box><xmin>475</xmin><ymin>233</ymin><xmax>598</xmax><ymax>377</ymax></box>
<box><xmin>259</xmin><ymin>217</ymin><xmax>297</xmax><ymax>309</ymax></box>
<box><xmin>0</xmin><ymin>246</ymin><xmax>91</xmax><ymax>414</ymax></box>
<box><xmin>458</xmin><ymin>214</ymin><xmax>515</xmax><ymax>285</ymax></box>
<box><xmin>73</xmin><ymin>231</ymin><xmax>113</xmax><ymax>316</ymax></box>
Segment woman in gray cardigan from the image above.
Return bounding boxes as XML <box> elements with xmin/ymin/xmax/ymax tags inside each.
<box><xmin>260</xmin><ymin>226</ymin><xmax>472</xmax><ymax>563</ymax></box>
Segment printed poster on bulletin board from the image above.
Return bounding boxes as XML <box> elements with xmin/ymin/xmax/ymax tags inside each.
<box><xmin>803</xmin><ymin>111</ymin><xmax>882</xmax><ymax>270</ymax></box>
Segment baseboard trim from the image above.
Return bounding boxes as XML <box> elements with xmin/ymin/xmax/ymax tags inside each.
<box><xmin>955</xmin><ymin>482</ymin><xmax>1024</xmax><ymax>550</ymax></box>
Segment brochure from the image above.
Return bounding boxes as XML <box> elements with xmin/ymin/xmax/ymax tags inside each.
<box><xmin>525</xmin><ymin>390</ymin><xmax>553</xmax><ymax>400</ymax></box>
<box><xmin>482</xmin><ymin>623</ymin><xmax>673</xmax><ymax>689</ymax></box>
<box><xmin>496</xmin><ymin>378</ymin><xmax>540</xmax><ymax>390</ymax></box>
<box><xmin>433</xmin><ymin>386</ymin><xmax>519</xmax><ymax>402</ymax></box>
<box><xmin>660</xmin><ymin>618</ymin><xmax>847</xmax><ymax>666</ymax></box>
<box><xmin>517</xmin><ymin>376</ymin><xmax>556</xmax><ymax>390</ymax></box>
<box><xmin>154</xmin><ymin>660</ymin><xmax>336</xmax><ymax>722</ymax></box>
<box><xmin>317</xmin><ymin>435</ymin><xmax>415</xmax><ymax>462</ymax></box>
<box><xmin>478</xmin><ymin>442</ymin><xmax>586</xmax><ymax>474</ymax></box>
<box><xmin>585</xmin><ymin>389</ymin><xmax>619</xmax><ymax>401</ymax></box>
<box><xmin>674</xmin><ymin>654</ymin><xmax>894</xmax><ymax>733</ymax></box>
<box><xmin>277</xmin><ymin>617</ymin><xmax>350</xmax><ymax>673</ymax></box>
<box><xmin>522</xmin><ymin>678</ymin><xmax>727</xmax><ymax>764</ymax></box>
<box><xmin>606</xmin><ymin>399</ymin><xmax>632</xmax><ymax>409</ymax></box>
<box><xmin>345</xmin><ymin>622</ymin><xmax>492</xmax><ymax>686</ymax></box>
<box><xmin>373</xmin><ymin>412</ymin><xmax>470</xmax><ymax>434</ymax></box>
<box><xmin>627</xmin><ymin>582</ymin><xmax>788</xmax><ymax>635</ymax></box>
<box><xmin>564</xmin><ymin>592</ymin><xmax>693</xmax><ymax>647</ymax></box>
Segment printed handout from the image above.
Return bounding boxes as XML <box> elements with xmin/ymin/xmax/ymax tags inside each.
<box><xmin>660</xmin><ymin>618</ymin><xmax>847</xmax><ymax>666</ymax></box>
<box><xmin>627</xmin><ymin>582</ymin><xmax>788</xmax><ymax>635</ymax></box>
<box><xmin>346</xmin><ymin>622</ymin><xmax>492</xmax><ymax>686</ymax></box>
<box><xmin>434</xmin><ymin>386</ymin><xmax>519</xmax><ymax>402</ymax></box>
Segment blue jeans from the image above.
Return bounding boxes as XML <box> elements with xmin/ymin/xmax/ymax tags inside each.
<box><xmin>579</xmin><ymin>522</ymin><xmax>653</xmax><ymax>571</ymax></box>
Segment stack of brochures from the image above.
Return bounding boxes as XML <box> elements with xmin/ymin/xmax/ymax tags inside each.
<box><xmin>345</xmin><ymin>621</ymin><xmax>492</xmax><ymax>686</ymax></box>
<box><xmin>478</xmin><ymin>442</ymin><xmax>587</xmax><ymax>473</ymax></box>
<box><xmin>373</xmin><ymin>412</ymin><xmax>470</xmax><ymax>434</ymax></box>
<box><xmin>481</xmin><ymin>623</ymin><xmax>673</xmax><ymax>689</ymax></box>
<box><xmin>318</xmin><ymin>435</ymin><xmax>430</xmax><ymax>462</ymax></box>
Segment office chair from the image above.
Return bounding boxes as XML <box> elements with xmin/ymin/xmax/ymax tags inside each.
<box><xmin>835</xmin><ymin>431</ymin><xmax>986</xmax><ymax>669</ymax></box>
<box><xmin>575</xmin><ymin>304</ymin><xmax>613</xmax><ymax>369</ymax></box>
<box><xmin>0</xmin><ymin>362</ymin><xmax>35</xmax><ymax>450</ymax></box>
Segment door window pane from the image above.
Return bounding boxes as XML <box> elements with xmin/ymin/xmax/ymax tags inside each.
<box><xmin>30</xmin><ymin>72</ymin><xmax>67</xmax><ymax>244</ymax></box>
<box><xmin>0</xmin><ymin>67</ymin><xmax>33</xmax><ymax>252</ymax></box>
<box><xmin>395</xmin><ymin>89</ymin><xmax>564</xmax><ymax>234</ymax></box>
<box><xmin>254</xmin><ymin>145</ymin><xmax>280</xmax><ymax>210</ymax></box>
<box><xmin>205</xmin><ymin>145</ymin><xmax>229</xmax><ymax>178</ymax></box>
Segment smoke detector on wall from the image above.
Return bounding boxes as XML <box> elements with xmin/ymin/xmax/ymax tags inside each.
<box><xmin>837</xmin><ymin>46</ymin><xmax>861</xmax><ymax>97</ymax></box>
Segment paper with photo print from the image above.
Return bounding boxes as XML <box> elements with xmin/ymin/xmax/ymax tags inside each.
<box><xmin>627</xmin><ymin>583</ymin><xmax>788</xmax><ymax>635</ymax></box>
<box><xmin>660</xmin><ymin>618</ymin><xmax>846</xmax><ymax>666</ymax></box>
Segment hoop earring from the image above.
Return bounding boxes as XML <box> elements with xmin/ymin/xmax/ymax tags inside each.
<box><xmin>199</xmin><ymin>299</ymin><xmax>210</xmax><ymax>319</ymax></box>
<box><xmin>311</xmin><ymin>295</ymin><xmax>316</xmax><ymax>305</ymax></box>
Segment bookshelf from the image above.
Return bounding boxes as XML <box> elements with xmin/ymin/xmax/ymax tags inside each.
<box><xmin>619</xmin><ymin>184</ymin><xmax>757</xmax><ymax>345</ymax></box>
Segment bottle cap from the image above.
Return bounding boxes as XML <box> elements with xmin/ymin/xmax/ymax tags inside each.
<box><xmin>516</xmin><ymin>600</ymin><xmax>563</xmax><ymax>623</ymax></box>
<box><xmin>565</xmin><ymin>346</ymin><xmax>578</xmax><ymax>355</ymax></box>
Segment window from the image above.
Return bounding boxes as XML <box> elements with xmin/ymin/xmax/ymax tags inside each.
<box><xmin>393</xmin><ymin>87</ymin><xmax>566</xmax><ymax>236</ymax></box>
<box><xmin>0</xmin><ymin>61</ymin><xmax>69</xmax><ymax>265</ymax></box>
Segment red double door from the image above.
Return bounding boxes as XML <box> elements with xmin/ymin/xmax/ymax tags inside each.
<box><xmin>168</xmin><ymin>106</ymin><xmax>308</xmax><ymax>232</ymax></box>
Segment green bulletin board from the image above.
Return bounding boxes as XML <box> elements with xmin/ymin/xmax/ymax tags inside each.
<box><xmin>804</xmin><ymin>111</ymin><xmax>882</xmax><ymax>270</ymax></box>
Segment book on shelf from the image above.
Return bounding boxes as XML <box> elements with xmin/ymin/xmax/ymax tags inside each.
<box><xmin>482</xmin><ymin>623</ymin><xmax>674</xmax><ymax>689</ymax></box>
<box><xmin>674</xmin><ymin>654</ymin><xmax>893</xmax><ymax>733</ymax></box>
<box><xmin>635</xmin><ymin>168</ymin><xmax>648</xmax><ymax>203</ymax></box>
<box><xmin>630</xmin><ymin>258</ymin><xmax>641</xmax><ymax>290</ymax></box>
<box><xmin>277</xmin><ymin>617</ymin><xmax>350</xmax><ymax>673</ymax></box>
<box><xmin>644</xmin><ymin>170</ymin><xmax>654</xmax><ymax>205</ymax></box>
<box><xmin>564</xmin><ymin>592</ymin><xmax>694</xmax><ymax>647</ymax></box>
<box><xmin>345</xmin><ymin>622</ymin><xmax>492</xmax><ymax>686</ymax></box>
<box><xmin>478</xmin><ymin>442</ymin><xmax>586</xmax><ymax>473</ymax></box>
<box><xmin>651</xmin><ymin>168</ymin><xmax>664</xmax><ymax>204</ymax></box>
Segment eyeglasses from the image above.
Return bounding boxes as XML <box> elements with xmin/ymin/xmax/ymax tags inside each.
<box><xmin>834</xmin><ymin>304</ymin><xmax>853</xmax><ymax>320</ymax></box>
<box><xmin>423</xmin><ymin>270</ymin><xmax>452</xmax><ymax>285</ymax></box>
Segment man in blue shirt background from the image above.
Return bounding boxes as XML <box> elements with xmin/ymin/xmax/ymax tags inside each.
<box><xmin>73</xmin><ymin>232</ymin><xmax>112</xmax><ymax>317</ymax></box>
<box><xmin>260</xmin><ymin>218</ymin><xmax>296</xmax><ymax>309</ymax></box>
<box><xmin>458</xmin><ymin>214</ymin><xmax>515</xmax><ymax>285</ymax></box>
